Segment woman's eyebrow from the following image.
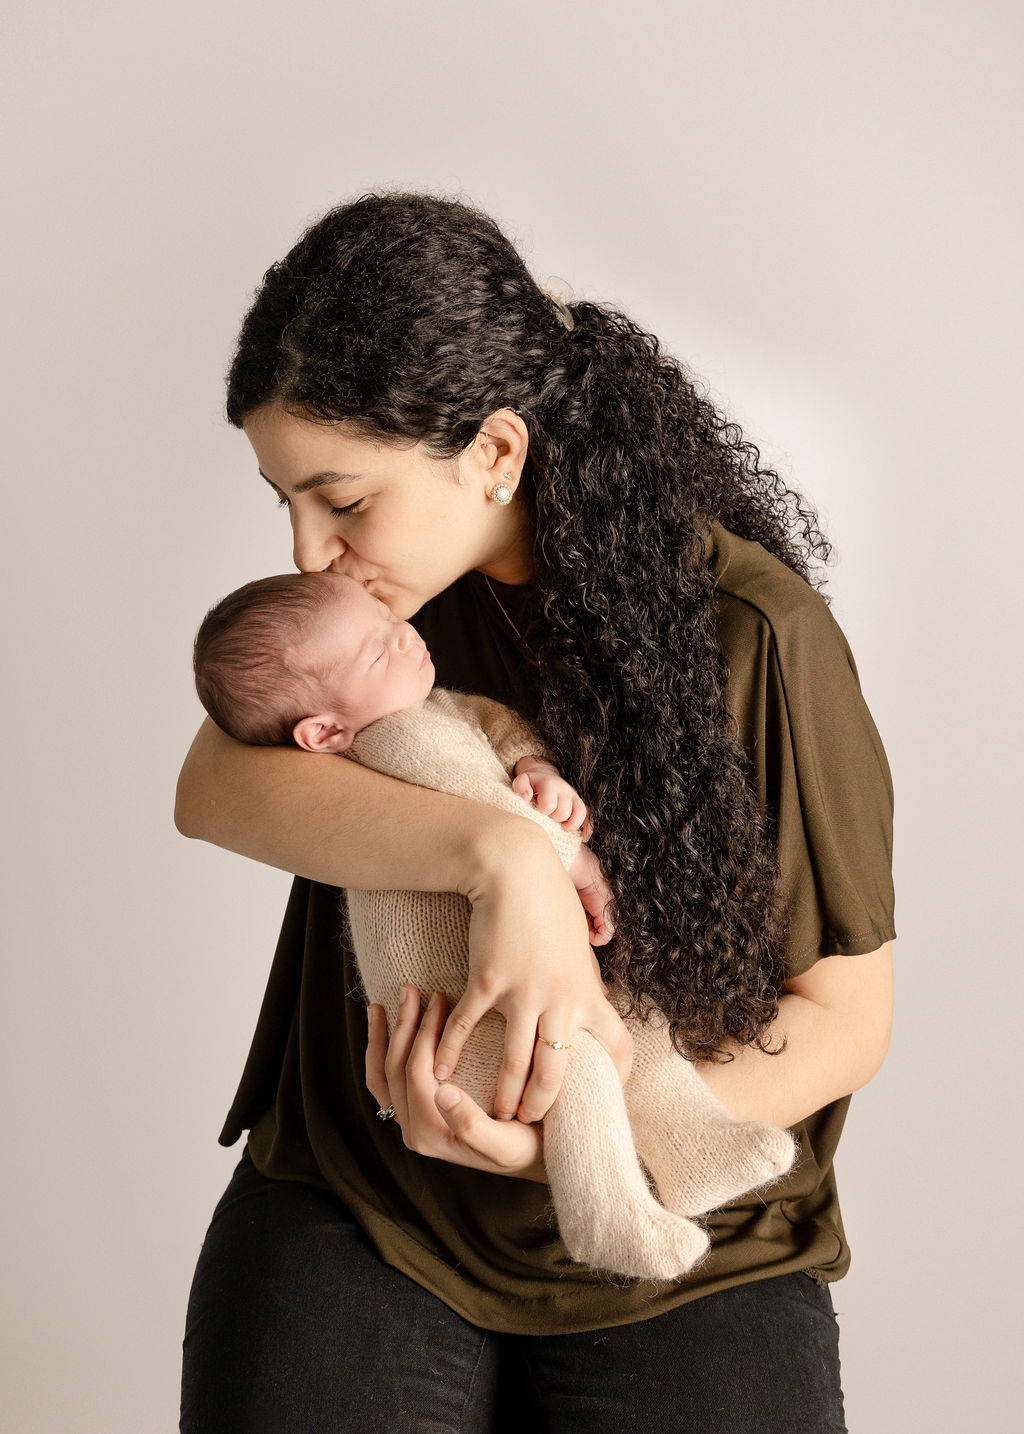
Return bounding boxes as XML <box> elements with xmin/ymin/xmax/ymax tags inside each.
<box><xmin>258</xmin><ymin>468</ymin><xmax>363</xmax><ymax>493</ymax></box>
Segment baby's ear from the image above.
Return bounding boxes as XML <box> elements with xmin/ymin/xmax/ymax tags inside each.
<box><xmin>292</xmin><ymin>716</ymin><xmax>355</xmax><ymax>754</ymax></box>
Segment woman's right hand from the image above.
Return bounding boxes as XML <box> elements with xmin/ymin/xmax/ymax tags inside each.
<box><xmin>435</xmin><ymin>822</ymin><xmax>633</xmax><ymax>1124</ymax></box>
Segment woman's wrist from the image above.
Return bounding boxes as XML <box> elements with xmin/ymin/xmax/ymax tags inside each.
<box><xmin>458</xmin><ymin>811</ymin><xmax>563</xmax><ymax>904</ymax></box>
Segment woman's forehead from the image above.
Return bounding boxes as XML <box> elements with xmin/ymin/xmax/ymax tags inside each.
<box><xmin>247</xmin><ymin>405</ymin><xmax>401</xmax><ymax>456</ymax></box>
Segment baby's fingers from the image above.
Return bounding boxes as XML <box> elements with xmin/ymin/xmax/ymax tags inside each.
<box><xmin>531</xmin><ymin>782</ymin><xmax>560</xmax><ymax>818</ymax></box>
<box><xmin>561</xmin><ymin>795</ymin><xmax>588</xmax><ymax>833</ymax></box>
<box><xmin>590</xmin><ymin>907</ymin><xmax>616</xmax><ymax>945</ymax></box>
<box><xmin>535</xmin><ymin>784</ymin><xmax>575</xmax><ymax>824</ymax></box>
<box><xmin>511</xmin><ymin>773</ymin><xmax>535</xmax><ymax>803</ymax></box>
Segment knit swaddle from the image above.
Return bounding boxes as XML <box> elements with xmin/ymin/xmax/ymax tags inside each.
<box><xmin>345</xmin><ymin>688</ymin><xmax>796</xmax><ymax>1281</ymax></box>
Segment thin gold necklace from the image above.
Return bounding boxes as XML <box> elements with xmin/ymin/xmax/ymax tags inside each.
<box><xmin>484</xmin><ymin>573</ymin><xmax>527</xmax><ymax>647</ymax></box>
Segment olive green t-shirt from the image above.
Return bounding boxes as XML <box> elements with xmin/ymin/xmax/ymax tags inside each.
<box><xmin>219</xmin><ymin>519</ymin><xmax>897</xmax><ymax>1335</ymax></box>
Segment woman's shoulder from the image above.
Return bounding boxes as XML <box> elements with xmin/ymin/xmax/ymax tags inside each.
<box><xmin>706</xmin><ymin>523</ymin><xmax>895</xmax><ymax>970</ymax></box>
<box><xmin>707</xmin><ymin>520</ymin><xmax>857</xmax><ymax>681</ymax></box>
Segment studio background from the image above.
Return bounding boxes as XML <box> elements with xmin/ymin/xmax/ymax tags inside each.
<box><xmin>3</xmin><ymin>2</ymin><xmax>1020</xmax><ymax>1430</ymax></box>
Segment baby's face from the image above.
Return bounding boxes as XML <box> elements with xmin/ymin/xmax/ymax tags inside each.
<box><xmin>292</xmin><ymin>574</ymin><xmax>435</xmax><ymax>740</ymax></box>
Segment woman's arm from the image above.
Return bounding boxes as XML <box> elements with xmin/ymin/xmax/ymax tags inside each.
<box><xmin>175</xmin><ymin>718</ymin><xmax>633</xmax><ymax>1120</ymax></box>
<box><xmin>176</xmin><ymin>716</ymin><xmax>526</xmax><ymax>893</ymax></box>
<box><xmin>694</xmin><ymin>942</ymin><xmax>894</xmax><ymax>1128</ymax></box>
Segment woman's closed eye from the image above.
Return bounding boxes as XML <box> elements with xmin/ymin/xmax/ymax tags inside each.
<box><xmin>272</xmin><ymin>495</ymin><xmax>364</xmax><ymax>518</ymax></box>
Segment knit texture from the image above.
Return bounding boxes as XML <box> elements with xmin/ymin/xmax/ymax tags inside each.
<box><xmin>610</xmin><ymin>990</ymin><xmax>798</xmax><ymax>1217</ymax></box>
<box><xmin>345</xmin><ymin>687</ymin><xmax>796</xmax><ymax>1280</ymax></box>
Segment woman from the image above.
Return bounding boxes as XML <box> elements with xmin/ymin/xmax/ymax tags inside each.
<box><xmin>177</xmin><ymin>190</ymin><xmax>895</xmax><ymax>1433</ymax></box>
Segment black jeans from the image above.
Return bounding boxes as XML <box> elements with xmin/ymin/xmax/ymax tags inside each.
<box><xmin>181</xmin><ymin>1149</ymin><xmax>847</xmax><ymax>1433</ymax></box>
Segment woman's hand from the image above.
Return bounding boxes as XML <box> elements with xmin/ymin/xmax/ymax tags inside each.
<box><xmin>366</xmin><ymin>987</ymin><xmax>547</xmax><ymax>1181</ymax></box>
<box><xmin>436</xmin><ymin>822</ymin><xmax>634</xmax><ymax>1125</ymax></box>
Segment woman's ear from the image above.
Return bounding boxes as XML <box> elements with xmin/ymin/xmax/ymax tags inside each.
<box><xmin>476</xmin><ymin>408</ymin><xmax>528</xmax><ymax>491</ymax></box>
<box><xmin>292</xmin><ymin>715</ymin><xmax>355</xmax><ymax>754</ymax></box>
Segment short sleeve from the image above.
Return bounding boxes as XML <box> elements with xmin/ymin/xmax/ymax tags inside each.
<box><xmin>714</xmin><ymin>585</ymin><xmax>897</xmax><ymax>980</ymax></box>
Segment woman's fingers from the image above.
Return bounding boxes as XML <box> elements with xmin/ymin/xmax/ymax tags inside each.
<box><xmin>515</xmin><ymin>1032</ymin><xmax>574</xmax><ymax>1123</ymax></box>
<box><xmin>395</xmin><ymin>989</ymin><xmax>476</xmax><ymax>1152</ymax></box>
<box><xmin>433</xmin><ymin>1082</ymin><xmax>542</xmax><ymax>1173</ymax></box>
<box><xmin>384</xmin><ymin>983</ymin><xmax>426</xmax><ymax>1125</ymax></box>
<box><xmin>404</xmin><ymin>990</ymin><xmax>454</xmax><ymax>1129</ymax></box>
<box><xmin>453</xmin><ymin>831</ymin><xmax>603</xmax><ymax>1120</ymax></box>
<box><xmin>432</xmin><ymin>982</ymin><xmax>576</xmax><ymax>1127</ymax></box>
<box><xmin>406</xmin><ymin>991</ymin><xmax>542</xmax><ymax>1173</ymax></box>
<box><xmin>369</xmin><ymin>985</ymin><xmax>545</xmax><ymax>1179</ymax></box>
<box><xmin>492</xmin><ymin>1011</ymin><xmax>547</xmax><ymax>1121</ymax></box>
<box><xmin>364</xmin><ymin>1004</ymin><xmax>392</xmax><ymax>1112</ymax></box>
<box><xmin>433</xmin><ymin>987</ymin><xmax>495</xmax><ymax>1081</ymax></box>
<box><xmin>515</xmin><ymin>1002</ymin><xmax>634</xmax><ymax>1122</ymax></box>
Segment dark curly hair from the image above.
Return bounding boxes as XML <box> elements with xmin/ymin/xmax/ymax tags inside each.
<box><xmin>225</xmin><ymin>188</ymin><xmax>835</xmax><ymax>1062</ymax></box>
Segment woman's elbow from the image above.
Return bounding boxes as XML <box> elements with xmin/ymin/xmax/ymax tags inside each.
<box><xmin>174</xmin><ymin>773</ymin><xmax>200</xmax><ymax>837</ymax></box>
<box><xmin>174</xmin><ymin>719</ymin><xmax>225</xmax><ymax>838</ymax></box>
<box><xmin>784</xmin><ymin>941</ymin><xmax>894</xmax><ymax>1095</ymax></box>
<box><xmin>850</xmin><ymin>970</ymin><xmax>895</xmax><ymax>1091</ymax></box>
<box><xmin>174</xmin><ymin>759</ymin><xmax>208</xmax><ymax>838</ymax></box>
<box><xmin>853</xmin><ymin>1008</ymin><xmax>893</xmax><ymax>1091</ymax></box>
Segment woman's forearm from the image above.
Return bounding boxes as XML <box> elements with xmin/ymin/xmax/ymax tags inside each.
<box><xmin>691</xmin><ymin>952</ymin><xmax>889</xmax><ymax>1129</ymax></box>
<box><xmin>174</xmin><ymin>716</ymin><xmax>539</xmax><ymax>893</ymax></box>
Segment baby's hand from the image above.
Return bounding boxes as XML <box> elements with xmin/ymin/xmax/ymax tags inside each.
<box><xmin>568</xmin><ymin>843</ymin><xmax>616</xmax><ymax>946</ymax></box>
<box><xmin>511</xmin><ymin>756</ymin><xmax>593</xmax><ymax>839</ymax></box>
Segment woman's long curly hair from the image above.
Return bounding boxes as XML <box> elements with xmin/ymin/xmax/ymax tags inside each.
<box><xmin>225</xmin><ymin>189</ymin><xmax>835</xmax><ymax>1062</ymax></box>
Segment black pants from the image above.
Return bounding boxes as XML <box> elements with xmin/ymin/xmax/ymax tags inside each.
<box><xmin>180</xmin><ymin>1148</ymin><xmax>847</xmax><ymax>1433</ymax></box>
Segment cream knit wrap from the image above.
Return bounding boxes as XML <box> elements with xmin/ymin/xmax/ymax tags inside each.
<box><xmin>346</xmin><ymin>687</ymin><xmax>578</xmax><ymax>1112</ymax></box>
<box><xmin>344</xmin><ymin>687</ymin><xmax>797</xmax><ymax>1281</ymax></box>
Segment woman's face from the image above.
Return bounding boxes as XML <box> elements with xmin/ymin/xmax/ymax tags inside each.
<box><xmin>242</xmin><ymin>403</ymin><xmax>533</xmax><ymax>620</ymax></box>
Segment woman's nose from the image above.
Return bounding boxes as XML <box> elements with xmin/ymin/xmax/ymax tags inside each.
<box><xmin>291</xmin><ymin>512</ymin><xmax>347</xmax><ymax>573</ymax></box>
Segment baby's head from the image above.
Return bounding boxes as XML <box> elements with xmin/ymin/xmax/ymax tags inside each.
<box><xmin>193</xmin><ymin>571</ymin><xmax>434</xmax><ymax>752</ymax></box>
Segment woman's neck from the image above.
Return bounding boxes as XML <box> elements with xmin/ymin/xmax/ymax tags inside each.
<box><xmin>478</xmin><ymin>525</ymin><xmax>534</xmax><ymax>586</ymax></box>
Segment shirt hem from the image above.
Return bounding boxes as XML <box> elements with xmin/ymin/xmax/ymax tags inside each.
<box><xmin>792</xmin><ymin>923</ymin><xmax>896</xmax><ymax>967</ymax></box>
<box><xmin>365</xmin><ymin>1222</ymin><xmax>850</xmax><ymax>1334</ymax></box>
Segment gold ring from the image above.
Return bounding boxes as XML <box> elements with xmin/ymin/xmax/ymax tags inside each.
<box><xmin>536</xmin><ymin>1036</ymin><xmax>572</xmax><ymax>1051</ymax></box>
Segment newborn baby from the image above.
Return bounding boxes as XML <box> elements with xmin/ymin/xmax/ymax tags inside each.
<box><xmin>193</xmin><ymin>571</ymin><xmax>797</xmax><ymax>1281</ymax></box>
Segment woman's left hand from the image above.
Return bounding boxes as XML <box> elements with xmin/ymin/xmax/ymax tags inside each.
<box><xmin>366</xmin><ymin>986</ymin><xmax>547</xmax><ymax>1181</ymax></box>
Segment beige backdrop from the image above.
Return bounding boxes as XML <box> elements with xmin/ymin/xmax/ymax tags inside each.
<box><xmin>3</xmin><ymin>2</ymin><xmax>1021</xmax><ymax>1430</ymax></box>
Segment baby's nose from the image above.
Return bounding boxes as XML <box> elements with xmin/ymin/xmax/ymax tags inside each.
<box><xmin>396</xmin><ymin>623</ymin><xmax>416</xmax><ymax>652</ymax></box>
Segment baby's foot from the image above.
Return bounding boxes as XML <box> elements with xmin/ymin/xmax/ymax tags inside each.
<box><xmin>558</xmin><ymin>1189</ymin><xmax>711</xmax><ymax>1282</ymax></box>
<box><xmin>645</xmin><ymin>1120</ymin><xmax>797</xmax><ymax>1218</ymax></box>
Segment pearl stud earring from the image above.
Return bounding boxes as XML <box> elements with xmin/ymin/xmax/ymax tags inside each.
<box><xmin>490</xmin><ymin>472</ymin><xmax>514</xmax><ymax>505</ymax></box>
